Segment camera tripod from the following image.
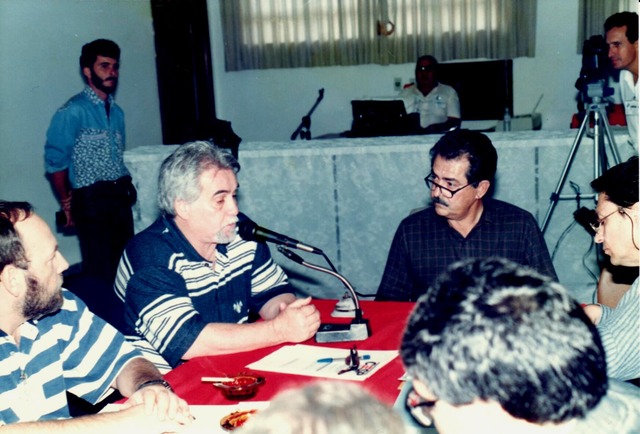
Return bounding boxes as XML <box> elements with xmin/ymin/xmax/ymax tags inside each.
<box><xmin>540</xmin><ymin>96</ymin><xmax>621</xmax><ymax>234</ymax></box>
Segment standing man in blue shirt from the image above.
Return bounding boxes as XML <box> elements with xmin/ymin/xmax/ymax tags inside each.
<box><xmin>45</xmin><ymin>39</ymin><xmax>136</xmax><ymax>283</ymax></box>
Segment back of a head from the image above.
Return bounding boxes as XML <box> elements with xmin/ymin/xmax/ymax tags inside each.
<box><xmin>157</xmin><ymin>140</ymin><xmax>240</xmax><ymax>216</ymax></box>
<box><xmin>79</xmin><ymin>39</ymin><xmax>120</xmax><ymax>68</ymax></box>
<box><xmin>604</xmin><ymin>11</ymin><xmax>639</xmax><ymax>43</ymax></box>
<box><xmin>240</xmin><ymin>381</ymin><xmax>406</xmax><ymax>434</ymax></box>
<box><xmin>591</xmin><ymin>156</ymin><xmax>639</xmax><ymax>207</ymax></box>
<box><xmin>400</xmin><ymin>257</ymin><xmax>607</xmax><ymax>424</ymax></box>
<box><xmin>429</xmin><ymin>129</ymin><xmax>498</xmax><ymax>184</ymax></box>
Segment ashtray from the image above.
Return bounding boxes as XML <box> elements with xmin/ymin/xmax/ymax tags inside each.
<box><xmin>212</xmin><ymin>373</ymin><xmax>265</xmax><ymax>400</ymax></box>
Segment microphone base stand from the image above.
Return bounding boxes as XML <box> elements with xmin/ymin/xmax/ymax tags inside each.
<box><xmin>275</xmin><ymin>245</ymin><xmax>371</xmax><ymax>343</ymax></box>
<box><xmin>315</xmin><ymin>315</ymin><xmax>371</xmax><ymax>343</ymax></box>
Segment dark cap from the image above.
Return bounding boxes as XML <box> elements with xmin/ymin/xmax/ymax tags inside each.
<box><xmin>591</xmin><ymin>156</ymin><xmax>639</xmax><ymax>207</ymax></box>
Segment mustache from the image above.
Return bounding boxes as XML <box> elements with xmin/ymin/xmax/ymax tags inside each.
<box><xmin>432</xmin><ymin>197</ymin><xmax>449</xmax><ymax>207</ymax></box>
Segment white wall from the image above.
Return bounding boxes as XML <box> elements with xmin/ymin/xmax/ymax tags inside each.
<box><xmin>0</xmin><ymin>0</ymin><xmax>610</xmax><ymax>266</ymax></box>
<box><xmin>207</xmin><ymin>0</ymin><xmax>585</xmax><ymax>141</ymax></box>
<box><xmin>0</xmin><ymin>0</ymin><xmax>162</xmax><ymax>265</ymax></box>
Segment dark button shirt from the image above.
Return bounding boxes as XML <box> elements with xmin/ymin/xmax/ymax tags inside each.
<box><xmin>376</xmin><ymin>199</ymin><xmax>558</xmax><ymax>301</ymax></box>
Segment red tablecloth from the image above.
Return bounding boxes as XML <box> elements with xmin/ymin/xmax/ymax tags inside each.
<box><xmin>163</xmin><ymin>299</ymin><xmax>415</xmax><ymax>405</ymax></box>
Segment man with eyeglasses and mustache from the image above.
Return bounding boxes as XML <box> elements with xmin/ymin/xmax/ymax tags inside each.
<box><xmin>400</xmin><ymin>257</ymin><xmax>640</xmax><ymax>434</ymax></box>
<box><xmin>45</xmin><ymin>39</ymin><xmax>136</xmax><ymax>283</ymax></box>
<box><xmin>114</xmin><ymin>141</ymin><xmax>320</xmax><ymax>373</ymax></box>
<box><xmin>582</xmin><ymin>156</ymin><xmax>639</xmax><ymax>382</ymax></box>
<box><xmin>376</xmin><ymin>129</ymin><xmax>556</xmax><ymax>301</ymax></box>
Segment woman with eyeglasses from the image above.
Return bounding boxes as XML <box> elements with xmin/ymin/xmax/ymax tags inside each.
<box><xmin>582</xmin><ymin>156</ymin><xmax>639</xmax><ymax>382</ymax></box>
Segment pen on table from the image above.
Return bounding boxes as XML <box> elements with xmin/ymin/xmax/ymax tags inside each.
<box><xmin>316</xmin><ymin>355</ymin><xmax>371</xmax><ymax>363</ymax></box>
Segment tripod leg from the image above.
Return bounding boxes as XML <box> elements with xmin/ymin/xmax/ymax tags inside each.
<box><xmin>593</xmin><ymin>109</ymin><xmax>606</xmax><ymax>180</ymax></box>
<box><xmin>600</xmin><ymin>110</ymin><xmax>621</xmax><ymax>165</ymax></box>
<box><xmin>541</xmin><ymin>113</ymin><xmax>590</xmax><ymax>233</ymax></box>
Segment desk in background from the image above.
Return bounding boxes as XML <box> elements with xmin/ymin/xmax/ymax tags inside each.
<box><xmin>125</xmin><ymin>130</ymin><xmax>629</xmax><ymax>302</ymax></box>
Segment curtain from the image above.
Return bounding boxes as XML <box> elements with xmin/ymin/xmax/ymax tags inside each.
<box><xmin>577</xmin><ymin>0</ymin><xmax>638</xmax><ymax>52</ymax></box>
<box><xmin>220</xmin><ymin>0</ymin><xmax>537</xmax><ymax>71</ymax></box>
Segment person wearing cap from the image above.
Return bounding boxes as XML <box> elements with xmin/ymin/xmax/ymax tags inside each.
<box><xmin>583</xmin><ymin>156</ymin><xmax>639</xmax><ymax>381</ymax></box>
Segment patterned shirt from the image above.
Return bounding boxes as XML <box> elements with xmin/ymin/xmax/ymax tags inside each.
<box><xmin>44</xmin><ymin>86</ymin><xmax>129</xmax><ymax>189</ymax></box>
<box><xmin>376</xmin><ymin>199</ymin><xmax>558</xmax><ymax>301</ymax></box>
<box><xmin>398</xmin><ymin>83</ymin><xmax>461</xmax><ymax>128</ymax></box>
<box><xmin>0</xmin><ymin>290</ymin><xmax>141</xmax><ymax>424</ymax></box>
<box><xmin>597</xmin><ymin>277</ymin><xmax>640</xmax><ymax>381</ymax></box>
<box><xmin>114</xmin><ymin>214</ymin><xmax>293</xmax><ymax>373</ymax></box>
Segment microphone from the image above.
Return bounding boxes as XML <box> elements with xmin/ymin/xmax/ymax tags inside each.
<box><xmin>238</xmin><ymin>219</ymin><xmax>322</xmax><ymax>254</ymax></box>
<box><xmin>277</xmin><ymin>246</ymin><xmax>371</xmax><ymax>343</ymax></box>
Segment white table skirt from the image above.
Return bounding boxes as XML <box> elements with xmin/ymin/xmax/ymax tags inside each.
<box><xmin>125</xmin><ymin>129</ymin><xmax>632</xmax><ymax>302</ymax></box>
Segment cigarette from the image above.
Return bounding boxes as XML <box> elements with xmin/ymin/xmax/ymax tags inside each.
<box><xmin>201</xmin><ymin>377</ymin><xmax>234</xmax><ymax>383</ymax></box>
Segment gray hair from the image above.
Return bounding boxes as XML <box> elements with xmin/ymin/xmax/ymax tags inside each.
<box><xmin>157</xmin><ymin>141</ymin><xmax>240</xmax><ymax>216</ymax></box>
<box><xmin>401</xmin><ymin>257</ymin><xmax>606</xmax><ymax>424</ymax></box>
<box><xmin>241</xmin><ymin>381</ymin><xmax>407</xmax><ymax>434</ymax></box>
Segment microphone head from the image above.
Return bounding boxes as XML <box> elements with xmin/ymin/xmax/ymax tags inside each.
<box><xmin>237</xmin><ymin>219</ymin><xmax>258</xmax><ymax>241</ymax></box>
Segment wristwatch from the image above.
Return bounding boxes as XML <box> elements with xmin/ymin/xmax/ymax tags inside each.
<box><xmin>136</xmin><ymin>378</ymin><xmax>174</xmax><ymax>393</ymax></box>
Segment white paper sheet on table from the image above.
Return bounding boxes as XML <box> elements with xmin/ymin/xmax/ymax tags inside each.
<box><xmin>102</xmin><ymin>402</ymin><xmax>270</xmax><ymax>433</ymax></box>
<box><xmin>246</xmin><ymin>344</ymin><xmax>398</xmax><ymax>381</ymax></box>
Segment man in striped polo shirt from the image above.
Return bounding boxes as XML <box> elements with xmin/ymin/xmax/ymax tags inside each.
<box><xmin>115</xmin><ymin>141</ymin><xmax>321</xmax><ymax>373</ymax></box>
<box><xmin>0</xmin><ymin>201</ymin><xmax>191</xmax><ymax>430</ymax></box>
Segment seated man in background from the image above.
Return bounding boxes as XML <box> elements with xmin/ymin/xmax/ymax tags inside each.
<box><xmin>583</xmin><ymin>156</ymin><xmax>639</xmax><ymax>381</ymax></box>
<box><xmin>241</xmin><ymin>381</ymin><xmax>407</xmax><ymax>434</ymax></box>
<box><xmin>376</xmin><ymin>129</ymin><xmax>556</xmax><ymax>301</ymax></box>
<box><xmin>115</xmin><ymin>141</ymin><xmax>320</xmax><ymax>373</ymax></box>
<box><xmin>398</xmin><ymin>54</ymin><xmax>461</xmax><ymax>134</ymax></box>
<box><xmin>0</xmin><ymin>201</ymin><xmax>191</xmax><ymax>431</ymax></box>
<box><xmin>401</xmin><ymin>257</ymin><xmax>640</xmax><ymax>433</ymax></box>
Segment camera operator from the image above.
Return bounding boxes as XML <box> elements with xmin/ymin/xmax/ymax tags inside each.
<box><xmin>605</xmin><ymin>11</ymin><xmax>638</xmax><ymax>151</ymax></box>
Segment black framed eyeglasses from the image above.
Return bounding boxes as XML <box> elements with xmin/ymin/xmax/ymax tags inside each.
<box><xmin>405</xmin><ymin>386</ymin><xmax>437</xmax><ymax>427</ymax></box>
<box><xmin>589</xmin><ymin>207</ymin><xmax>622</xmax><ymax>232</ymax></box>
<box><xmin>424</xmin><ymin>174</ymin><xmax>472</xmax><ymax>198</ymax></box>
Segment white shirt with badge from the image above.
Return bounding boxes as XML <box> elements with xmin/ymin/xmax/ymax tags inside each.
<box><xmin>620</xmin><ymin>69</ymin><xmax>638</xmax><ymax>149</ymax></box>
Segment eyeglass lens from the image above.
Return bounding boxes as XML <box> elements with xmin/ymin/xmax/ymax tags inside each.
<box><xmin>589</xmin><ymin>208</ymin><xmax>621</xmax><ymax>232</ymax></box>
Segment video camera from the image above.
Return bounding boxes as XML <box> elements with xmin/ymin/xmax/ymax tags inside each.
<box><xmin>575</xmin><ymin>35</ymin><xmax>613</xmax><ymax>100</ymax></box>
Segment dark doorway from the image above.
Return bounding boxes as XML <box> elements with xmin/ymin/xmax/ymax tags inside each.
<box><xmin>151</xmin><ymin>0</ymin><xmax>216</xmax><ymax>145</ymax></box>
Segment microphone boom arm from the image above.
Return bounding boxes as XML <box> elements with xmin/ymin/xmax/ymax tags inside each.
<box><xmin>278</xmin><ymin>247</ymin><xmax>362</xmax><ymax>320</ymax></box>
<box><xmin>277</xmin><ymin>246</ymin><xmax>370</xmax><ymax>342</ymax></box>
<box><xmin>290</xmin><ymin>88</ymin><xmax>325</xmax><ymax>140</ymax></box>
